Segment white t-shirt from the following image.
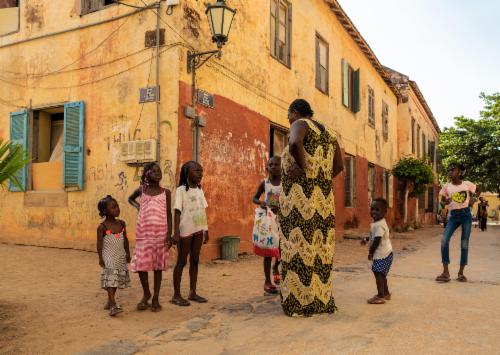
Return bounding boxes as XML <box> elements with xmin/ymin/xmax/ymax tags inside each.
<box><xmin>174</xmin><ymin>186</ymin><xmax>208</xmax><ymax>237</ymax></box>
<box><xmin>369</xmin><ymin>218</ymin><xmax>392</xmax><ymax>260</ymax></box>
<box><xmin>439</xmin><ymin>181</ymin><xmax>476</xmax><ymax>210</ymax></box>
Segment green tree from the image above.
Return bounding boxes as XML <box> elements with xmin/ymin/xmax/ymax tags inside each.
<box><xmin>0</xmin><ymin>140</ymin><xmax>29</xmax><ymax>191</ymax></box>
<box><xmin>392</xmin><ymin>157</ymin><xmax>434</xmax><ymax>225</ymax></box>
<box><xmin>439</xmin><ymin>92</ymin><xmax>500</xmax><ymax>192</ymax></box>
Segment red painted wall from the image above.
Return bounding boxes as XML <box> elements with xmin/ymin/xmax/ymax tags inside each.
<box><xmin>334</xmin><ymin>151</ymin><xmax>396</xmax><ymax>237</ymax></box>
<box><xmin>177</xmin><ymin>82</ymin><xmax>269</xmax><ymax>260</ymax></box>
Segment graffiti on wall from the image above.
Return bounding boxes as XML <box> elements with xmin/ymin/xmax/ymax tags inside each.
<box><xmin>115</xmin><ymin>171</ymin><xmax>128</xmax><ymax>191</ymax></box>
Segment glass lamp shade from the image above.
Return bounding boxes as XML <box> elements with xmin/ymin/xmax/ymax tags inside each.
<box><xmin>206</xmin><ymin>0</ymin><xmax>236</xmax><ymax>48</ymax></box>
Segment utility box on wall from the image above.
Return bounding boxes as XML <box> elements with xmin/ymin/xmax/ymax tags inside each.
<box><xmin>120</xmin><ymin>139</ymin><xmax>157</xmax><ymax>164</ymax></box>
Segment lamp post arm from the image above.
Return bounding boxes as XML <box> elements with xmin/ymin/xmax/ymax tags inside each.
<box><xmin>187</xmin><ymin>49</ymin><xmax>221</xmax><ymax>73</ymax></box>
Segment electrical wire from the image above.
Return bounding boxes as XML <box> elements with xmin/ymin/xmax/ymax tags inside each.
<box><xmin>2</xmin><ymin>47</ymin><xmax>150</xmax><ymax>78</ymax></box>
<box><xmin>0</xmin><ymin>43</ymin><xmax>182</xmax><ymax>90</ymax></box>
<box><xmin>2</xmin><ymin>15</ymin><xmax>133</xmax><ymax>79</ymax></box>
<box><xmin>133</xmin><ymin>49</ymin><xmax>155</xmax><ymax>139</ymax></box>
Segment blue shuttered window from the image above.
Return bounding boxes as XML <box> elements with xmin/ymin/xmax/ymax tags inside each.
<box><xmin>63</xmin><ymin>101</ymin><xmax>85</xmax><ymax>191</ymax></box>
<box><xmin>9</xmin><ymin>109</ymin><xmax>28</xmax><ymax>191</ymax></box>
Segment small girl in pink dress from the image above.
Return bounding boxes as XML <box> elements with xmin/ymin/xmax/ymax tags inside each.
<box><xmin>128</xmin><ymin>162</ymin><xmax>172</xmax><ymax>312</ymax></box>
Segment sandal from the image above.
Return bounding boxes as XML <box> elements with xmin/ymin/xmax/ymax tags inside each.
<box><xmin>170</xmin><ymin>297</ymin><xmax>191</xmax><ymax>307</ymax></box>
<box><xmin>188</xmin><ymin>294</ymin><xmax>208</xmax><ymax>303</ymax></box>
<box><xmin>435</xmin><ymin>274</ymin><xmax>451</xmax><ymax>283</ymax></box>
<box><xmin>367</xmin><ymin>296</ymin><xmax>386</xmax><ymax>304</ymax></box>
<box><xmin>264</xmin><ymin>285</ymin><xmax>279</xmax><ymax>295</ymax></box>
<box><xmin>109</xmin><ymin>305</ymin><xmax>123</xmax><ymax>317</ymax></box>
<box><xmin>151</xmin><ymin>303</ymin><xmax>162</xmax><ymax>312</ymax></box>
<box><xmin>456</xmin><ymin>274</ymin><xmax>468</xmax><ymax>282</ymax></box>
<box><xmin>273</xmin><ymin>274</ymin><xmax>281</xmax><ymax>285</ymax></box>
<box><xmin>137</xmin><ymin>300</ymin><xmax>151</xmax><ymax>311</ymax></box>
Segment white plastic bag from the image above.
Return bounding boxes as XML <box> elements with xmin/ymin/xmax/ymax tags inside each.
<box><xmin>252</xmin><ymin>207</ymin><xmax>280</xmax><ymax>250</ymax></box>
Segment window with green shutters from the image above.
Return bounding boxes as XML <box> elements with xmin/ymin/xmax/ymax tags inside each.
<box><xmin>344</xmin><ymin>155</ymin><xmax>356</xmax><ymax>207</ymax></box>
<box><xmin>8</xmin><ymin>109</ymin><xmax>28</xmax><ymax>191</ymax></box>
<box><xmin>63</xmin><ymin>102</ymin><xmax>85</xmax><ymax>191</ymax></box>
<box><xmin>8</xmin><ymin>101</ymin><xmax>85</xmax><ymax>192</ymax></box>
<box><xmin>341</xmin><ymin>59</ymin><xmax>360</xmax><ymax>113</ymax></box>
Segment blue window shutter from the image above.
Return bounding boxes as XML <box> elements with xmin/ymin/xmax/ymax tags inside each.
<box><xmin>9</xmin><ymin>109</ymin><xmax>28</xmax><ymax>192</ymax></box>
<box><xmin>353</xmin><ymin>69</ymin><xmax>360</xmax><ymax>113</ymax></box>
<box><xmin>63</xmin><ymin>101</ymin><xmax>85</xmax><ymax>191</ymax></box>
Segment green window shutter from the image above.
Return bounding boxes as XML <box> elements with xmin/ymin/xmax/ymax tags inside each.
<box><xmin>315</xmin><ymin>36</ymin><xmax>320</xmax><ymax>89</ymax></box>
<box><xmin>342</xmin><ymin>59</ymin><xmax>349</xmax><ymax>107</ymax></box>
<box><xmin>8</xmin><ymin>109</ymin><xmax>28</xmax><ymax>192</ymax></box>
<box><xmin>63</xmin><ymin>101</ymin><xmax>85</xmax><ymax>191</ymax></box>
<box><xmin>352</xmin><ymin>69</ymin><xmax>360</xmax><ymax>113</ymax></box>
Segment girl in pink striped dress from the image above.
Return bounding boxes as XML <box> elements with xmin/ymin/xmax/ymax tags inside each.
<box><xmin>128</xmin><ymin>162</ymin><xmax>172</xmax><ymax>312</ymax></box>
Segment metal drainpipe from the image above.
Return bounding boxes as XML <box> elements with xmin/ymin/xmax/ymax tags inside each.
<box><xmin>155</xmin><ymin>1</ymin><xmax>161</xmax><ymax>162</ymax></box>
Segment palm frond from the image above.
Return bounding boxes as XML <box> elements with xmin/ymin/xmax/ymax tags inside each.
<box><xmin>0</xmin><ymin>139</ymin><xmax>29</xmax><ymax>190</ymax></box>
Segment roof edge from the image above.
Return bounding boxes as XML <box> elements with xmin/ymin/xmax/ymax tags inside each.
<box><xmin>323</xmin><ymin>0</ymin><xmax>401</xmax><ymax>99</ymax></box>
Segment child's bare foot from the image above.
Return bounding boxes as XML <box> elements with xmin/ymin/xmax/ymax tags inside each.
<box><xmin>188</xmin><ymin>292</ymin><xmax>208</xmax><ymax>303</ymax></box>
<box><xmin>367</xmin><ymin>295</ymin><xmax>386</xmax><ymax>304</ymax></box>
<box><xmin>137</xmin><ymin>292</ymin><xmax>152</xmax><ymax>311</ymax></box>
<box><xmin>170</xmin><ymin>296</ymin><xmax>190</xmax><ymax>307</ymax></box>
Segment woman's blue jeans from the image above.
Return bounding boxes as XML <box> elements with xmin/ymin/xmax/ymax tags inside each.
<box><xmin>441</xmin><ymin>208</ymin><xmax>472</xmax><ymax>266</ymax></box>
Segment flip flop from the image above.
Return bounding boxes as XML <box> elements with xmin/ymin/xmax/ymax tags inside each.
<box><xmin>137</xmin><ymin>300</ymin><xmax>151</xmax><ymax>311</ymax></box>
<box><xmin>170</xmin><ymin>298</ymin><xmax>191</xmax><ymax>307</ymax></box>
<box><xmin>367</xmin><ymin>296</ymin><xmax>386</xmax><ymax>304</ymax></box>
<box><xmin>435</xmin><ymin>274</ymin><xmax>451</xmax><ymax>283</ymax></box>
<box><xmin>264</xmin><ymin>285</ymin><xmax>279</xmax><ymax>295</ymax></box>
<box><xmin>456</xmin><ymin>274</ymin><xmax>468</xmax><ymax>282</ymax></box>
<box><xmin>188</xmin><ymin>294</ymin><xmax>208</xmax><ymax>303</ymax></box>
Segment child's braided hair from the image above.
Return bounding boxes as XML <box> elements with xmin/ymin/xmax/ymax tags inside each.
<box><xmin>178</xmin><ymin>161</ymin><xmax>201</xmax><ymax>191</ymax></box>
<box><xmin>97</xmin><ymin>195</ymin><xmax>115</xmax><ymax>217</ymax></box>
<box><xmin>141</xmin><ymin>162</ymin><xmax>158</xmax><ymax>192</ymax></box>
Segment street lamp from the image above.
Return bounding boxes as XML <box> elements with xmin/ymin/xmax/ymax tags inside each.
<box><xmin>186</xmin><ymin>0</ymin><xmax>236</xmax><ymax>162</ymax></box>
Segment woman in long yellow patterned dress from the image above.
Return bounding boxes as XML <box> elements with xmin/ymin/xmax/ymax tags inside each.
<box><xmin>279</xmin><ymin>99</ymin><xmax>344</xmax><ymax>316</ymax></box>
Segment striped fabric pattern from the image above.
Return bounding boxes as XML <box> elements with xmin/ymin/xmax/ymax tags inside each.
<box><xmin>101</xmin><ymin>229</ymin><xmax>131</xmax><ymax>289</ymax></box>
<box><xmin>130</xmin><ymin>189</ymin><xmax>168</xmax><ymax>272</ymax></box>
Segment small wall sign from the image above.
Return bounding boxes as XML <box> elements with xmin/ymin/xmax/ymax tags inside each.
<box><xmin>197</xmin><ymin>89</ymin><xmax>214</xmax><ymax>108</ymax></box>
<box><xmin>139</xmin><ymin>86</ymin><xmax>160</xmax><ymax>103</ymax></box>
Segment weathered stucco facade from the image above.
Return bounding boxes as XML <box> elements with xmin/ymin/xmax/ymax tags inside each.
<box><xmin>0</xmin><ymin>0</ymin><xmax>438</xmax><ymax>259</ymax></box>
<box><xmin>386</xmin><ymin>67</ymin><xmax>441</xmax><ymax>227</ymax></box>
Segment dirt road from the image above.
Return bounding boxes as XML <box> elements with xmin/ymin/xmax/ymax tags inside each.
<box><xmin>3</xmin><ymin>227</ymin><xmax>497</xmax><ymax>354</ymax></box>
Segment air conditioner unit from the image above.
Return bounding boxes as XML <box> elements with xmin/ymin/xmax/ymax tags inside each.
<box><xmin>120</xmin><ymin>139</ymin><xmax>157</xmax><ymax>163</ymax></box>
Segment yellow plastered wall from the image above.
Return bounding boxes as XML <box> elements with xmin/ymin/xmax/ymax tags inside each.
<box><xmin>0</xmin><ymin>1</ymin><xmax>181</xmax><ymax>249</ymax></box>
<box><xmin>175</xmin><ymin>0</ymin><xmax>398</xmax><ymax>170</ymax></box>
<box><xmin>398</xmin><ymin>89</ymin><xmax>439</xmax><ymax>159</ymax></box>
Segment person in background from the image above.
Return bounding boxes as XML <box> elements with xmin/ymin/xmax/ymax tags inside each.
<box><xmin>252</xmin><ymin>156</ymin><xmax>282</xmax><ymax>294</ymax></box>
<box><xmin>435</xmin><ymin>163</ymin><xmax>479</xmax><ymax>283</ymax></box>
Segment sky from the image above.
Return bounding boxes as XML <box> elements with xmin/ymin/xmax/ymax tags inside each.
<box><xmin>337</xmin><ymin>0</ymin><xmax>500</xmax><ymax>129</ymax></box>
